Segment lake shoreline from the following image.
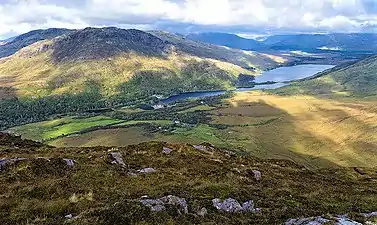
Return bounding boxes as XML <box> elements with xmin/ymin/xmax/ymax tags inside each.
<box><xmin>160</xmin><ymin>64</ymin><xmax>335</xmax><ymax>104</ymax></box>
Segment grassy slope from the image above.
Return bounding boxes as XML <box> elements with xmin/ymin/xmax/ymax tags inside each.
<box><xmin>48</xmin><ymin>92</ymin><xmax>377</xmax><ymax>168</ymax></box>
<box><xmin>1</xmin><ymin>133</ymin><xmax>376</xmax><ymax>225</ymax></box>
<box><xmin>0</xmin><ymin>43</ymin><xmax>252</xmax><ymax>99</ymax></box>
<box><xmin>7</xmin><ymin>116</ymin><xmax>124</xmax><ymax>142</ymax></box>
<box><xmin>275</xmin><ymin>55</ymin><xmax>377</xmax><ymax>97</ymax></box>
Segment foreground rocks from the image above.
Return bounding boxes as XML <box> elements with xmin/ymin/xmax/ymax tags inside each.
<box><xmin>0</xmin><ymin>157</ymin><xmax>27</xmax><ymax>171</ymax></box>
<box><xmin>139</xmin><ymin>195</ymin><xmax>188</xmax><ymax>214</ymax></box>
<box><xmin>212</xmin><ymin>198</ymin><xmax>260</xmax><ymax>213</ymax></box>
<box><xmin>109</xmin><ymin>152</ymin><xmax>126</xmax><ymax>168</ymax></box>
<box><xmin>286</xmin><ymin>213</ymin><xmax>377</xmax><ymax>225</ymax></box>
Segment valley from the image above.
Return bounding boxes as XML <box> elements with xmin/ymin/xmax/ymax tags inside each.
<box><xmin>1</xmin><ymin>26</ymin><xmax>377</xmax><ymax>225</ymax></box>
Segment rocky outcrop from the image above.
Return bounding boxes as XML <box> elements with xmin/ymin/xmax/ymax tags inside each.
<box><xmin>162</xmin><ymin>147</ymin><xmax>173</xmax><ymax>154</ymax></box>
<box><xmin>137</xmin><ymin>168</ymin><xmax>157</xmax><ymax>174</ymax></box>
<box><xmin>63</xmin><ymin>159</ymin><xmax>75</xmax><ymax>168</ymax></box>
<box><xmin>212</xmin><ymin>198</ymin><xmax>259</xmax><ymax>213</ymax></box>
<box><xmin>251</xmin><ymin>170</ymin><xmax>262</xmax><ymax>181</ymax></box>
<box><xmin>286</xmin><ymin>213</ymin><xmax>377</xmax><ymax>225</ymax></box>
<box><xmin>0</xmin><ymin>157</ymin><xmax>27</xmax><ymax>171</ymax></box>
<box><xmin>140</xmin><ymin>195</ymin><xmax>188</xmax><ymax>214</ymax></box>
<box><xmin>109</xmin><ymin>152</ymin><xmax>126</xmax><ymax>168</ymax></box>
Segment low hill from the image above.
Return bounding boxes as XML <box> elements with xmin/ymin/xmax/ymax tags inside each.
<box><xmin>1</xmin><ymin>132</ymin><xmax>376</xmax><ymax>225</ymax></box>
<box><xmin>0</xmin><ymin>27</ymin><xmax>286</xmax><ymax>129</ymax></box>
<box><xmin>275</xmin><ymin>55</ymin><xmax>377</xmax><ymax>97</ymax></box>
<box><xmin>186</xmin><ymin>32</ymin><xmax>268</xmax><ymax>51</ymax></box>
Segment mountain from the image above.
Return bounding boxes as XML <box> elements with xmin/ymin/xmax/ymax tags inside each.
<box><xmin>0</xmin><ymin>28</ymin><xmax>73</xmax><ymax>58</ymax></box>
<box><xmin>151</xmin><ymin>31</ymin><xmax>280</xmax><ymax>69</ymax></box>
<box><xmin>1</xmin><ymin>132</ymin><xmax>376</xmax><ymax>225</ymax></box>
<box><xmin>262</xmin><ymin>33</ymin><xmax>377</xmax><ymax>52</ymax></box>
<box><xmin>0</xmin><ymin>36</ymin><xmax>16</xmax><ymax>46</ymax></box>
<box><xmin>276</xmin><ymin>55</ymin><xmax>377</xmax><ymax>96</ymax></box>
<box><xmin>0</xmin><ymin>27</ymin><xmax>286</xmax><ymax>129</ymax></box>
<box><xmin>186</xmin><ymin>32</ymin><xmax>268</xmax><ymax>51</ymax></box>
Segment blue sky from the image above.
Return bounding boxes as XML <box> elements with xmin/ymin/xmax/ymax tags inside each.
<box><xmin>1</xmin><ymin>0</ymin><xmax>377</xmax><ymax>39</ymax></box>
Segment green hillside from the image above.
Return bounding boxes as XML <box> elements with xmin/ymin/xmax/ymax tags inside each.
<box><xmin>275</xmin><ymin>56</ymin><xmax>377</xmax><ymax>97</ymax></box>
<box><xmin>0</xmin><ymin>27</ymin><xmax>286</xmax><ymax>130</ymax></box>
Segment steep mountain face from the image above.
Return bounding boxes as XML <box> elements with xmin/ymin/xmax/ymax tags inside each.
<box><xmin>262</xmin><ymin>33</ymin><xmax>377</xmax><ymax>52</ymax></box>
<box><xmin>186</xmin><ymin>32</ymin><xmax>268</xmax><ymax>51</ymax></box>
<box><xmin>0</xmin><ymin>28</ymin><xmax>73</xmax><ymax>58</ymax></box>
<box><xmin>276</xmin><ymin>55</ymin><xmax>377</xmax><ymax>96</ymax></box>
<box><xmin>52</xmin><ymin>27</ymin><xmax>170</xmax><ymax>62</ymax></box>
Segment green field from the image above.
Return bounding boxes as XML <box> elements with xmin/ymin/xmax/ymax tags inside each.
<box><xmin>41</xmin><ymin>91</ymin><xmax>377</xmax><ymax>169</ymax></box>
<box><xmin>7</xmin><ymin>116</ymin><xmax>124</xmax><ymax>142</ymax></box>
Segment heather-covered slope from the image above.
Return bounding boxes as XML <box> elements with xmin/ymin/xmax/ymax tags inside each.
<box><xmin>0</xmin><ymin>133</ymin><xmax>376</xmax><ymax>225</ymax></box>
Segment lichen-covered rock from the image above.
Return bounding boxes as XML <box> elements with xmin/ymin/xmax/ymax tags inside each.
<box><xmin>252</xmin><ymin>170</ymin><xmax>262</xmax><ymax>181</ymax></box>
<box><xmin>0</xmin><ymin>157</ymin><xmax>27</xmax><ymax>171</ymax></box>
<box><xmin>140</xmin><ymin>195</ymin><xmax>188</xmax><ymax>214</ymax></box>
<box><xmin>197</xmin><ymin>207</ymin><xmax>208</xmax><ymax>217</ymax></box>
<box><xmin>162</xmin><ymin>147</ymin><xmax>173</xmax><ymax>154</ymax></box>
<box><xmin>193</xmin><ymin>145</ymin><xmax>207</xmax><ymax>151</ymax></box>
<box><xmin>137</xmin><ymin>168</ymin><xmax>157</xmax><ymax>174</ymax></box>
<box><xmin>286</xmin><ymin>215</ymin><xmax>365</xmax><ymax>225</ymax></box>
<box><xmin>212</xmin><ymin>198</ymin><xmax>258</xmax><ymax>213</ymax></box>
<box><xmin>109</xmin><ymin>152</ymin><xmax>126</xmax><ymax>168</ymax></box>
<box><xmin>63</xmin><ymin>159</ymin><xmax>74</xmax><ymax>168</ymax></box>
<box><xmin>364</xmin><ymin>212</ymin><xmax>377</xmax><ymax>217</ymax></box>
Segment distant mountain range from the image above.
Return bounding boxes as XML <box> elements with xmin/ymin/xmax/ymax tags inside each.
<box><xmin>186</xmin><ymin>32</ymin><xmax>268</xmax><ymax>51</ymax></box>
<box><xmin>262</xmin><ymin>33</ymin><xmax>377</xmax><ymax>52</ymax></box>
<box><xmin>187</xmin><ymin>32</ymin><xmax>377</xmax><ymax>53</ymax></box>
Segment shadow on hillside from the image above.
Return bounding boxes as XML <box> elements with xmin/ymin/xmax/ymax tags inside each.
<box><xmin>0</xmin><ymin>86</ymin><xmax>17</xmax><ymax>100</ymax></box>
<box><xmin>225</xmin><ymin>95</ymin><xmax>377</xmax><ymax>168</ymax></box>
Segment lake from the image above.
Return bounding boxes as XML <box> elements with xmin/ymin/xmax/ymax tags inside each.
<box><xmin>161</xmin><ymin>64</ymin><xmax>335</xmax><ymax>104</ymax></box>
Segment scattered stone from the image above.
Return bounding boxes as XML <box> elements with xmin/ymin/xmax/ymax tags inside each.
<box><xmin>63</xmin><ymin>159</ymin><xmax>74</xmax><ymax>168</ymax></box>
<box><xmin>212</xmin><ymin>198</ymin><xmax>258</xmax><ymax>213</ymax></box>
<box><xmin>251</xmin><ymin>170</ymin><xmax>262</xmax><ymax>181</ymax></box>
<box><xmin>193</xmin><ymin>145</ymin><xmax>207</xmax><ymax>151</ymax></box>
<box><xmin>65</xmin><ymin>214</ymin><xmax>73</xmax><ymax>219</ymax></box>
<box><xmin>137</xmin><ymin>168</ymin><xmax>157</xmax><ymax>174</ymax></box>
<box><xmin>109</xmin><ymin>152</ymin><xmax>126</xmax><ymax>168</ymax></box>
<box><xmin>286</xmin><ymin>215</ymin><xmax>367</xmax><ymax>225</ymax></box>
<box><xmin>162</xmin><ymin>147</ymin><xmax>173</xmax><ymax>154</ymax></box>
<box><xmin>241</xmin><ymin>200</ymin><xmax>256</xmax><ymax>212</ymax></box>
<box><xmin>364</xmin><ymin>212</ymin><xmax>377</xmax><ymax>217</ymax></box>
<box><xmin>197</xmin><ymin>207</ymin><xmax>208</xmax><ymax>217</ymax></box>
<box><xmin>286</xmin><ymin>217</ymin><xmax>330</xmax><ymax>225</ymax></box>
<box><xmin>127</xmin><ymin>172</ymin><xmax>137</xmax><ymax>177</ymax></box>
<box><xmin>140</xmin><ymin>195</ymin><xmax>188</xmax><ymax>214</ymax></box>
<box><xmin>0</xmin><ymin>158</ymin><xmax>27</xmax><ymax>171</ymax></box>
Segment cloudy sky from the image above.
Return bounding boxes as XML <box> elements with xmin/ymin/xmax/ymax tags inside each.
<box><xmin>1</xmin><ymin>0</ymin><xmax>377</xmax><ymax>39</ymax></box>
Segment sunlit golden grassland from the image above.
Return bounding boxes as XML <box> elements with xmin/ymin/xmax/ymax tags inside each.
<box><xmin>215</xmin><ymin>92</ymin><xmax>377</xmax><ymax>168</ymax></box>
<box><xmin>48</xmin><ymin>91</ymin><xmax>377</xmax><ymax>168</ymax></box>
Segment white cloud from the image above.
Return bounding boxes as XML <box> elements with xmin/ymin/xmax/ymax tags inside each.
<box><xmin>1</xmin><ymin>0</ymin><xmax>377</xmax><ymax>39</ymax></box>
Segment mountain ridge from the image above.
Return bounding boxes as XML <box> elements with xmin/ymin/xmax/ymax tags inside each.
<box><xmin>186</xmin><ymin>32</ymin><xmax>268</xmax><ymax>51</ymax></box>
